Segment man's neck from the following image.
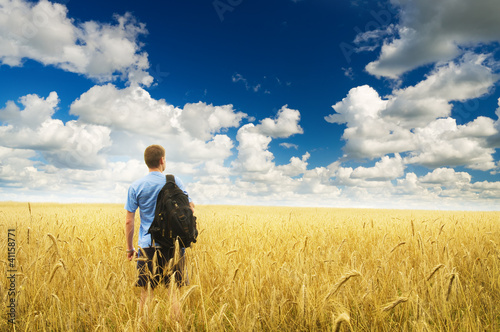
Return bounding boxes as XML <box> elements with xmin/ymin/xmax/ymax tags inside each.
<box><xmin>148</xmin><ymin>168</ymin><xmax>162</xmax><ymax>173</ymax></box>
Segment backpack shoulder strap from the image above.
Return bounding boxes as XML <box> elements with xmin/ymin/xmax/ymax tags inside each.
<box><xmin>166</xmin><ymin>174</ymin><xmax>175</xmax><ymax>185</ymax></box>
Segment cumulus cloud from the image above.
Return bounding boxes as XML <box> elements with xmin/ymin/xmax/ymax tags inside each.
<box><xmin>407</xmin><ymin>117</ymin><xmax>497</xmax><ymax>171</ymax></box>
<box><xmin>384</xmin><ymin>54</ymin><xmax>499</xmax><ymax>128</ymax></box>
<box><xmin>325</xmin><ymin>56</ymin><xmax>500</xmax><ymax>171</ymax></box>
<box><xmin>276</xmin><ymin>152</ymin><xmax>310</xmax><ymax>177</ymax></box>
<box><xmin>0</xmin><ymin>150</ymin><xmax>147</xmax><ymax>202</ymax></box>
<box><xmin>70</xmin><ymin>84</ymin><xmax>245</xmax><ymax>163</ymax></box>
<box><xmin>0</xmin><ymin>0</ymin><xmax>152</xmax><ymax>85</ymax></box>
<box><xmin>257</xmin><ymin>105</ymin><xmax>303</xmax><ymax>138</ymax></box>
<box><xmin>419</xmin><ymin>168</ymin><xmax>471</xmax><ymax>187</ymax></box>
<box><xmin>325</xmin><ymin>85</ymin><xmax>414</xmax><ymax>158</ymax></box>
<box><xmin>0</xmin><ymin>85</ymin><xmax>497</xmax><ymax>209</ymax></box>
<box><xmin>365</xmin><ymin>0</ymin><xmax>500</xmax><ymax>78</ymax></box>
<box><xmin>232</xmin><ymin>105</ymin><xmax>303</xmax><ymax>176</ymax></box>
<box><xmin>392</xmin><ymin>168</ymin><xmax>500</xmax><ymax>209</ymax></box>
<box><xmin>70</xmin><ymin>84</ymin><xmax>180</xmax><ymax>136</ymax></box>
<box><xmin>233</xmin><ymin>123</ymin><xmax>274</xmax><ymax>174</ymax></box>
<box><xmin>350</xmin><ymin>154</ymin><xmax>405</xmax><ymax>181</ymax></box>
<box><xmin>325</xmin><ymin>85</ymin><xmax>387</xmax><ymax>127</ymax></box>
<box><xmin>0</xmin><ymin>91</ymin><xmax>111</xmax><ymax>169</ymax></box>
<box><xmin>179</xmin><ymin>102</ymin><xmax>247</xmax><ymax>141</ymax></box>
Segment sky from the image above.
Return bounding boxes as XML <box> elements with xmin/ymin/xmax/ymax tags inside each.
<box><xmin>0</xmin><ymin>0</ymin><xmax>499</xmax><ymax>210</ymax></box>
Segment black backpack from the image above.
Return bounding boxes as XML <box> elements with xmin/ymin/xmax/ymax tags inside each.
<box><xmin>148</xmin><ymin>174</ymin><xmax>198</xmax><ymax>248</ymax></box>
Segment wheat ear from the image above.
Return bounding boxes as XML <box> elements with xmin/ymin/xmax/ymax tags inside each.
<box><xmin>333</xmin><ymin>313</ymin><xmax>350</xmax><ymax>332</ymax></box>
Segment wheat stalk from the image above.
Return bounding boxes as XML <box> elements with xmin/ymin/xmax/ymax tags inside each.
<box><xmin>58</xmin><ymin>258</ymin><xmax>67</xmax><ymax>271</ymax></box>
<box><xmin>446</xmin><ymin>272</ymin><xmax>456</xmax><ymax>301</ymax></box>
<box><xmin>47</xmin><ymin>233</ymin><xmax>59</xmax><ymax>256</ymax></box>
<box><xmin>337</xmin><ymin>239</ymin><xmax>346</xmax><ymax>252</ymax></box>
<box><xmin>325</xmin><ymin>270</ymin><xmax>361</xmax><ymax>301</ymax></box>
<box><xmin>438</xmin><ymin>223</ymin><xmax>445</xmax><ymax>236</ymax></box>
<box><xmin>218</xmin><ymin>303</ymin><xmax>229</xmax><ymax>323</ymax></box>
<box><xmin>390</xmin><ymin>241</ymin><xmax>406</xmax><ymax>253</ymax></box>
<box><xmin>179</xmin><ymin>285</ymin><xmax>199</xmax><ymax>304</ymax></box>
<box><xmin>49</xmin><ymin>262</ymin><xmax>63</xmax><ymax>283</ymax></box>
<box><xmin>233</xmin><ymin>268</ymin><xmax>240</xmax><ymax>281</ymax></box>
<box><xmin>105</xmin><ymin>274</ymin><xmax>114</xmax><ymax>290</ymax></box>
<box><xmin>426</xmin><ymin>264</ymin><xmax>444</xmax><ymax>281</ymax></box>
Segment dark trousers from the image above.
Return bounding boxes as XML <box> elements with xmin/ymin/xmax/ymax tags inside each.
<box><xmin>136</xmin><ymin>246</ymin><xmax>187</xmax><ymax>289</ymax></box>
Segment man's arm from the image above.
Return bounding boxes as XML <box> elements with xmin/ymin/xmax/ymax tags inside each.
<box><xmin>125</xmin><ymin>210</ymin><xmax>136</xmax><ymax>261</ymax></box>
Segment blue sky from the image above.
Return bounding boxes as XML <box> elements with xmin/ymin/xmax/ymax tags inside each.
<box><xmin>1</xmin><ymin>0</ymin><xmax>499</xmax><ymax>210</ymax></box>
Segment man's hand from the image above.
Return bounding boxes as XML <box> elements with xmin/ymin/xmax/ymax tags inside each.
<box><xmin>126</xmin><ymin>249</ymin><xmax>136</xmax><ymax>261</ymax></box>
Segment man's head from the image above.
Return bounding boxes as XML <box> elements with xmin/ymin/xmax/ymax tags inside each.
<box><xmin>144</xmin><ymin>145</ymin><xmax>165</xmax><ymax>169</ymax></box>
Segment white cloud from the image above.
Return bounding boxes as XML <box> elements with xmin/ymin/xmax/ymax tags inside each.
<box><xmin>0</xmin><ymin>91</ymin><xmax>112</xmax><ymax>169</ymax></box>
<box><xmin>0</xmin><ymin>146</ymin><xmax>37</xmax><ymax>187</ymax></box>
<box><xmin>365</xmin><ymin>0</ymin><xmax>500</xmax><ymax>78</ymax></box>
<box><xmin>384</xmin><ymin>54</ymin><xmax>499</xmax><ymax>128</ymax></box>
<box><xmin>276</xmin><ymin>152</ymin><xmax>310</xmax><ymax>177</ymax></box>
<box><xmin>0</xmin><ymin>0</ymin><xmax>152</xmax><ymax>85</ymax></box>
<box><xmin>0</xmin><ymin>87</ymin><xmax>498</xmax><ymax>209</ymax></box>
<box><xmin>233</xmin><ymin>123</ymin><xmax>274</xmax><ymax>174</ymax></box>
<box><xmin>325</xmin><ymin>57</ymin><xmax>500</xmax><ymax>170</ymax></box>
<box><xmin>407</xmin><ymin>117</ymin><xmax>497</xmax><ymax>171</ymax></box>
<box><xmin>394</xmin><ymin>168</ymin><xmax>500</xmax><ymax>209</ymax></box>
<box><xmin>0</xmin><ymin>153</ymin><xmax>148</xmax><ymax>202</ymax></box>
<box><xmin>179</xmin><ymin>102</ymin><xmax>247</xmax><ymax>141</ymax></box>
<box><xmin>351</xmin><ymin>154</ymin><xmax>405</xmax><ymax>181</ymax></box>
<box><xmin>325</xmin><ymin>85</ymin><xmax>414</xmax><ymax>159</ymax></box>
<box><xmin>70</xmin><ymin>84</ymin><xmax>182</xmax><ymax>136</ymax></box>
<box><xmin>325</xmin><ymin>85</ymin><xmax>387</xmax><ymax>126</ymax></box>
<box><xmin>70</xmin><ymin>84</ymin><xmax>244</xmax><ymax>164</ymax></box>
<box><xmin>0</xmin><ymin>91</ymin><xmax>59</xmax><ymax>128</ymax></box>
<box><xmin>419</xmin><ymin>168</ymin><xmax>471</xmax><ymax>188</ymax></box>
<box><xmin>471</xmin><ymin>181</ymin><xmax>500</xmax><ymax>199</ymax></box>
<box><xmin>258</xmin><ymin>105</ymin><xmax>303</xmax><ymax>138</ymax></box>
<box><xmin>232</xmin><ymin>72</ymin><xmax>262</xmax><ymax>93</ymax></box>
<box><xmin>280</xmin><ymin>142</ymin><xmax>298</xmax><ymax>149</ymax></box>
<box><xmin>232</xmin><ymin>105</ymin><xmax>303</xmax><ymax>176</ymax></box>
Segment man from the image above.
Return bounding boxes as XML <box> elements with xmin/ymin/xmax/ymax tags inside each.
<box><xmin>125</xmin><ymin>144</ymin><xmax>194</xmax><ymax>312</ymax></box>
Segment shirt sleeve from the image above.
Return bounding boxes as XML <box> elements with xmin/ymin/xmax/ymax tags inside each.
<box><xmin>125</xmin><ymin>185</ymin><xmax>139</xmax><ymax>212</ymax></box>
<box><xmin>174</xmin><ymin>176</ymin><xmax>192</xmax><ymax>202</ymax></box>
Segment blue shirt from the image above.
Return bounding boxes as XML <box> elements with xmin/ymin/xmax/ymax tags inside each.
<box><xmin>125</xmin><ymin>172</ymin><xmax>191</xmax><ymax>248</ymax></box>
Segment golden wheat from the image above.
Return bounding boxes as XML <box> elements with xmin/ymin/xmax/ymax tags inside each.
<box><xmin>0</xmin><ymin>202</ymin><xmax>498</xmax><ymax>331</ymax></box>
<box><xmin>426</xmin><ymin>263</ymin><xmax>445</xmax><ymax>281</ymax></box>
<box><xmin>332</xmin><ymin>312</ymin><xmax>350</xmax><ymax>332</ymax></box>
<box><xmin>381</xmin><ymin>296</ymin><xmax>409</xmax><ymax>312</ymax></box>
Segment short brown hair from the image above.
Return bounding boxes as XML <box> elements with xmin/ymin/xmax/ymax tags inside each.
<box><xmin>144</xmin><ymin>145</ymin><xmax>165</xmax><ymax>169</ymax></box>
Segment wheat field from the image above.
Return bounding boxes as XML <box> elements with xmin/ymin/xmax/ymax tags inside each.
<box><xmin>0</xmin><ymin>202</ymin><xmax>499</xmax><ymax>331</ymax></box>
